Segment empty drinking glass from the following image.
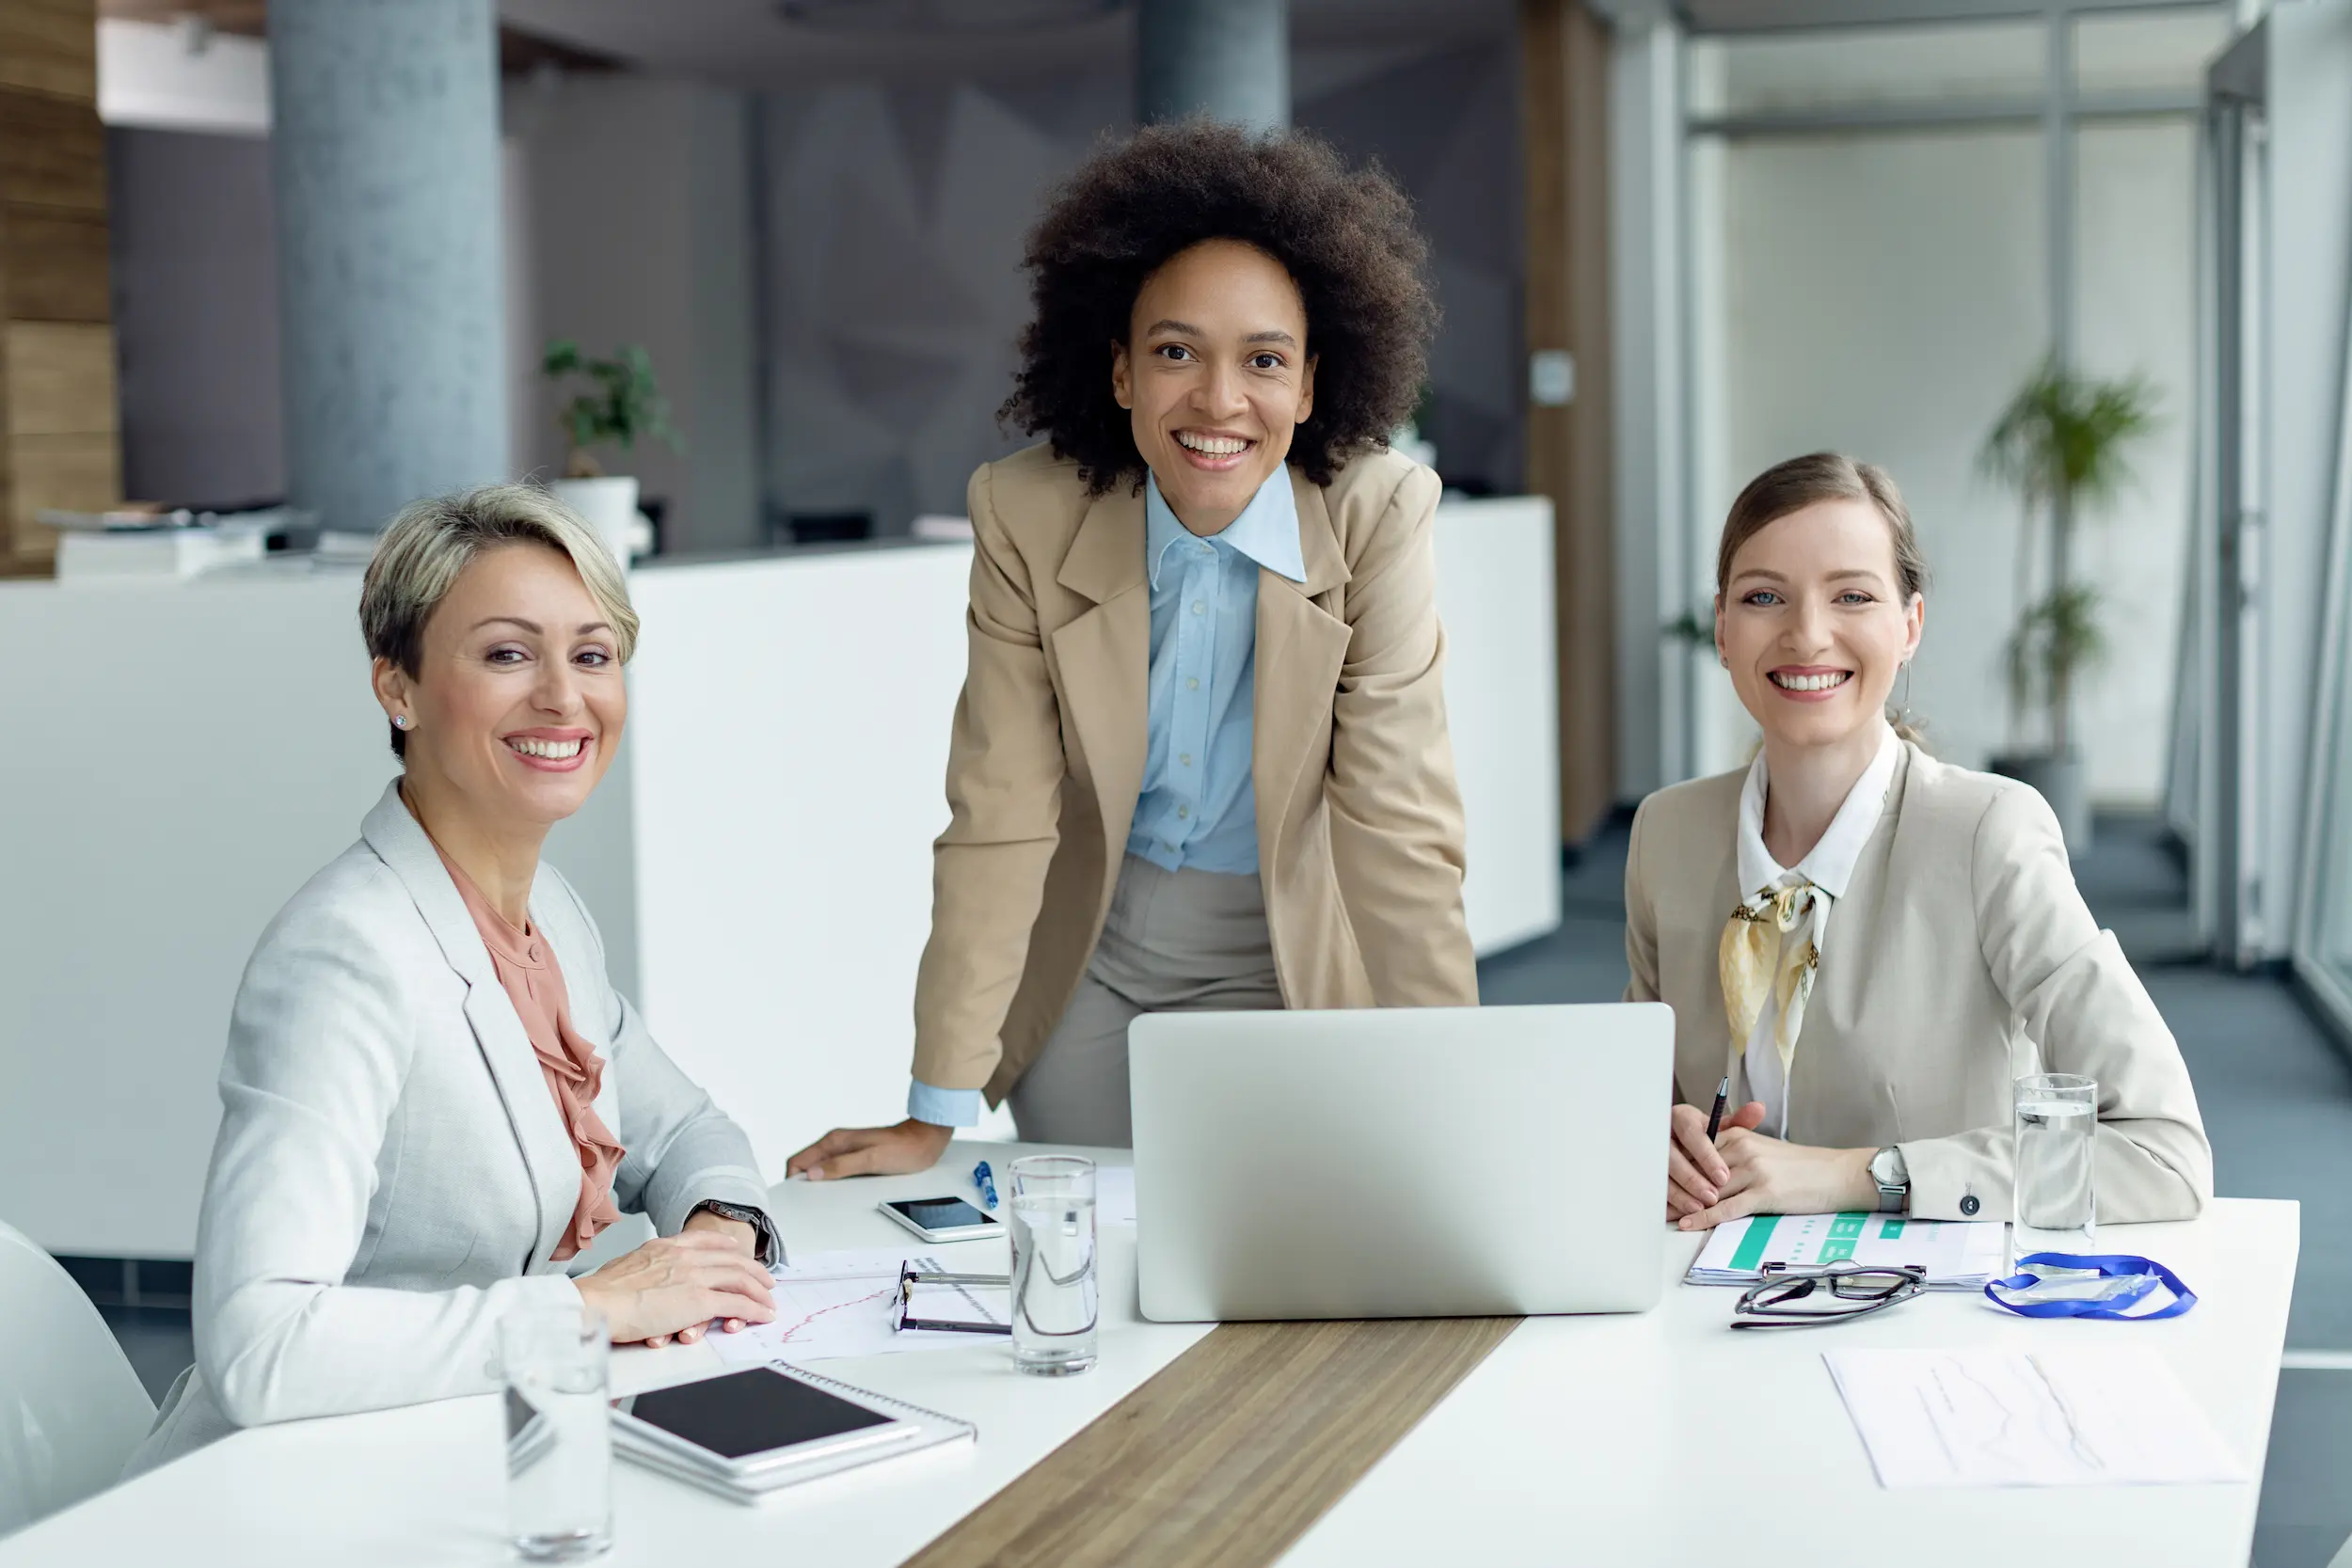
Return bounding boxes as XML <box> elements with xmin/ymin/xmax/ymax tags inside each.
<box><xmin>500</xmin><ymin>1302</ymin><xmax>612</xmax><ymax>1561</ymax></box>
<box><xmin>1009</xmin><ymin>1154</ymin><xmax>1098</xmax><ymax>1376</ymax></box>
<box><xmin>2013</xmin><ymin>1072</ymin><xmax>2098</xmax><ymax>1259</ymax></box>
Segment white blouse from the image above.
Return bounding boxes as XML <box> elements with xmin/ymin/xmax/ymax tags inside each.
<box><xmin>1733</xmin><ymin>723</ymin><xmax>1900</xmax><ymax>1134</ymax></box>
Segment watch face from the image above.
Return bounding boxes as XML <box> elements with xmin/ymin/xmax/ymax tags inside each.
<box><xmin>1870</xmin><ymin>1148</ymin><xmax>1900</xmax><ymax>1186</ymax></box>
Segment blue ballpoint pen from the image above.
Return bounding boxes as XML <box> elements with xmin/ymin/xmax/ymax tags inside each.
<box><xmin>972</xmin><ymin>1159</ymin><xmax>999</xmax><ymax>1210</ymax></box>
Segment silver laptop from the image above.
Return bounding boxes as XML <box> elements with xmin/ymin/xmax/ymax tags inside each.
<box><xmin>1130</xmin><ymin>1003</ymin><xmax>1673</xmax><ymax>1323</ymax></box>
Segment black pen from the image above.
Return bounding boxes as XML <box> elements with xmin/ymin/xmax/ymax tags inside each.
<box><xmin>1704</xmin><ymin>1075</ymin><xmax>1730</xmax><ymax>1142</ymax></box>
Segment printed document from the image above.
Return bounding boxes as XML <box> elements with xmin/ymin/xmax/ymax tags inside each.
<box><xmin>709</xmin><ymin>1247</ymin><xmax>1008</xmax><ymax>1368</ymax></box>
<box><xmin>1825</xmin><ymin>1347</ymin><xmax>2248</xmax><ymax>1488</ymax></box>
<box><xmin>1689</xmin><ymin>1211</ymin><xmax>2008</xmax><ymax>1287</ymax></box>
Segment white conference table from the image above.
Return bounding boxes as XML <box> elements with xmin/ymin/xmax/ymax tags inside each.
<box><xmin>2</xmin><ymin>1145</ymin><xmax>2297</xmax><ymax>1568</ymax></box>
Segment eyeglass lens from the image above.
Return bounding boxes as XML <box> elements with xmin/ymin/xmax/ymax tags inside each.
<box><xmin>1748</xmin><ymin>1269</ymin><xmax>1918</xmax><ymax>1314</ymax></box>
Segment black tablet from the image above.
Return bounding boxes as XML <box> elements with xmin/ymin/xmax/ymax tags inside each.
<box><xmin>612</xmin><ymin>1368</ymin><xmax>914</xmax><ymax>1473</ymax></box>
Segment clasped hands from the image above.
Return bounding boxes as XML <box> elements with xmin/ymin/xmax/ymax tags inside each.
<box><xmin>573</xmin><ymin>1209</ymin><xmax>777</xmax><ymax>1349</ymax></box>
<box><xmin>1667</xmin><ymin>1101</ymin><xmax>1878</xmax><ymax>1231</ymax></box>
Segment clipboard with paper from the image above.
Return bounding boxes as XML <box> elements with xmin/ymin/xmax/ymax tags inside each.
<box><xmin>1689</xmin><ymin>1211</ymin><xmax>2009</xmax><ymax>1289</ymax></box>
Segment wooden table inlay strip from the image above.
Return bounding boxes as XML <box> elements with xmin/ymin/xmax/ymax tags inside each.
<box><xmin>902</xmin><ymin>1315</ymin><xmax>1523</xmax><ymax>1568</ymax></box>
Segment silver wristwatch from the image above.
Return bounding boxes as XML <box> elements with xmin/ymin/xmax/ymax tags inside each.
<box><xmin>1868</xmin><ymin>1146</ymin><xmax>1910</xmax><ymax>1214</ymax></box>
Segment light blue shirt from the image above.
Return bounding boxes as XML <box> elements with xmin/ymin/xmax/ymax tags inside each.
<box><xmin>909</xmin><ymin>467</ymin><xmax>1306</xmax><ymax>1128</ymax></box>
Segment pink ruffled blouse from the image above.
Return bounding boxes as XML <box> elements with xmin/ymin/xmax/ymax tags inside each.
<box><xmin>428</xmin><ymin>839</ymin><xmax>626</xmax><ymax>1261</ymax></box>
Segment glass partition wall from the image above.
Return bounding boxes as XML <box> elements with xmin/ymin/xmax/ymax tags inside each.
<box><xmin>1676</xmin><ymin>6</ymin><xmax>2228</xmax><ymax>802</ymax></box>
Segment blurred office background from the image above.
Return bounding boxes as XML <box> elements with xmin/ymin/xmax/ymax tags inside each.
<box><xmin>4</xmin><ymin>0</ymin><xmax>2352</xmax><ymax>1560</ymax></box>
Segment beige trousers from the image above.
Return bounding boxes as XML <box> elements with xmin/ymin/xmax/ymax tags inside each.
<box><xmin>1007</xmin><ymin>854</ymin><xmax>1284</xmax><ymax>1148</ymax></box>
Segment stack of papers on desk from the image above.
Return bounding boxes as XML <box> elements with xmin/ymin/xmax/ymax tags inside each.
<box><xmin>1689</xmin><ymin>1212</ymin><xmax>2008</xmax><ymax>1288</ymax></box>
<box><xmin>1826</xmin><ymin>1348</ymin><xmax>2247</xmax><ymax>1488</ymax></box>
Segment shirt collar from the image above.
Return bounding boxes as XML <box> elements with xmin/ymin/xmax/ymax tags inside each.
<box><xmin>1736</xmin><ymin>723</ymin><xmax>1900</xmax><ymax>902</ymax></box>
<box><xmin>1145</xmin><ymin>467</ymin><xmax>1308</xmax><ymax>590</ymax></box>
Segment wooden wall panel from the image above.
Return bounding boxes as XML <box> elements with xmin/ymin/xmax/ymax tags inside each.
<box><xmin>1522</xmin><ymin>0</ymin><xmax>1619</xmax><ymax>840</ymax></box>
<box><xmin>0</xmin><ymin>0</ymin><xmax>117</xmax><ymax>576</ymax></box>
<box><xmin>0</xmin><ymin>0</ymin><xmax>96</xmax><ymax>101</ymax></box>
<box><xmin>5</xmin><ymin>208</ymin><xmax>108</xmax><ymax>319</ymax></box>
<box><xmin>0</xmin><ymin>89</ymin><xmax>104</xmax><ymax>211</ymax></box>
<box><xmin>8</xmin><ymin>322</ymin><xmax>116</xmax><ymax>434</ymax></box>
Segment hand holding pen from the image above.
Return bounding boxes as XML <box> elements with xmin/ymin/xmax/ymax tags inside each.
<box><xmin>1665</xmin><ymin>1077</ymin><xmax>1767</xmax><ymax>1224</ymax></box>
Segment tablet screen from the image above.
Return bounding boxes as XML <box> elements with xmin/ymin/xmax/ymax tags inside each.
<box><xmin>616</xmin><ymin>1370</ymin><xmax>897</xmax><ymax>1461</ymax></box>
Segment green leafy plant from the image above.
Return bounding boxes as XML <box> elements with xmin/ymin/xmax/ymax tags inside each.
<box><xmin>1663</xmin><ymin>606</ymin><xmax>1711</xmax><ymax>647</ymax></box>
<box><xmin>1979</xmin><ymin>359</ymin><xmax>2159</xmax><ymax>753</ymax></box>
<box><xmin>542</xmin><ymin>340</ymin><xmax>680</xmax><ymax>478</ymax></box>
<box><xmin>2006</xmin><ymin>583</ymin><xmax>2106</xmax><ymax>753</ymax></box>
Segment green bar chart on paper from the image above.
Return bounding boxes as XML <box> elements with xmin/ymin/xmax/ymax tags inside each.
<box><xmin>1688</xmin><ymin>1210</ymin><xmax>2008</xmax><ymax>1287</ymax></box>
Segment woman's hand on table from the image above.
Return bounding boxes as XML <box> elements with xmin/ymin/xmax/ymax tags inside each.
<box><xmin>1666</xmin><ymin>1100</ymin><xmax>1765</xmax><ymax>1221</ymax></box>
<box><xmin>575</xmin><ymin>1230</ymin><xmax>775</xmax><ymax>1348</ymax></box>
<box><xmin>1675</xmin><ymin>1127</ymin><xmax>1878</xmax><ymax>1231</ymax></box>
<box><xmin>786</xmin><ymin>1117</ymin><xmax>953</xmax><ymax>1180</ymax></box>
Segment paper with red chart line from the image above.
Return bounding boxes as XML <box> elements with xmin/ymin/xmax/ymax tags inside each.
<box><xmin>708</xmin><ymin>1247</ymin><xmax>1009</xmax><ymax>1368</ymax></box>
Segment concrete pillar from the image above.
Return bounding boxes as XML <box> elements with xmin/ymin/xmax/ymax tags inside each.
<box><xmin>1137</xmin><ymin>0</ymin><xmax>1290</xmax><ymax>131</ymax></box>
<box><xmin>269</xmin><ymin>0</ymin><xmax>506</xmax><ymax>532</ymax></box>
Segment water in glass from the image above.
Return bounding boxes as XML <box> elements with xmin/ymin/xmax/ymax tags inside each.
<box><xmin>1009</xmin><ymin>1155</ymin><xmax>1098</xmax><ymax>1376</ymax></box>
<box><xmin>501</xmin><ymin>1307</ymin><xmax>612</xmax><ymax>1562</ymax></box>
<box><xmin>2013</xmin><ymin>1074</ymin><xmax>2097</xmax><ymax>1259</ymax></box>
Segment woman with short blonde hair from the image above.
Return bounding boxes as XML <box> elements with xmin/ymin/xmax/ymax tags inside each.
<box><xmin>132</xmin><ymin>483</ymin><xmax>779</xmax><ymax>1474</ymax></box>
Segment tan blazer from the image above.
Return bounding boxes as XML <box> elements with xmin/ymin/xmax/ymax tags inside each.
<box><xmin>1624</xmin><ymin>741</ymin><xmax>2211</xmax><ymax>1222</ymax></box>
<box><xmin>913</xmin><ymin>442</ymin><xmax>1478</xmax><ymax>1101</ymax></box>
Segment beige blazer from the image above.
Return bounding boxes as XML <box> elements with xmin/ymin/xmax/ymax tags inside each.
<box><xmin>1624</xmin><ymin>742</ymin><xmax>2211</xmax><ymax>1222</ymax></box>
<box><xmin>914</xmin><ymin>443</ymin><xmax>1478</xmax><ymax>1101</ymax></box>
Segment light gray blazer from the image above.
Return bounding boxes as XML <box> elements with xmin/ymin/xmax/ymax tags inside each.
<box><xmin>128</xmin><ymin>783</ymin><xmax>775</xmax><ymax>1475</ymax></box>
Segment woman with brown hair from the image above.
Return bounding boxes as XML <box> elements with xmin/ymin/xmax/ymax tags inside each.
<box><xmin>1629</xmin><ymin>452</ymin><xmax>2211</xmax><ymax>1230</ymax></box>
<box><xmin>788</xmin><ymin>120</ymin><xmax>1477</xmax><ymax>1176</ymax></box>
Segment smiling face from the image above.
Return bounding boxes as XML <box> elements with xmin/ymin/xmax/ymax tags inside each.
<box><xmin>373</xmin><ymin>542</ymin><xmax>626</xmax><ymax>832</ymax></box>
<box><xmin>1715</xmin><ymin>499</ymin><xmax>1925</xmax><ymax>752</ymax></box>
<box><xmin>1110</xmin><ymin>238</ymin><xmax>1316</xmax><ymax>537</ymax></box>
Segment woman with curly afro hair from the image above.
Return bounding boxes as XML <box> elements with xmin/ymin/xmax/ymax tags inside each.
<box><xmin>789</xmin><ymin>119</ymin><xmax>1477</xmax><ymax>1175</ymax></box>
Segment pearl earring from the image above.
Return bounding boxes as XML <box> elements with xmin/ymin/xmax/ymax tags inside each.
<box><xmin>393</xmin><ymin>715</ymin><xmax>410</xmax><ymax>730</ymax></box>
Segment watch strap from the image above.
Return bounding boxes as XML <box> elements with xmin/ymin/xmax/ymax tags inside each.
<box><xmin>690</xmin><ymin>1199</ymin><xmax>782</xmax><ymax>1267</ymax></box>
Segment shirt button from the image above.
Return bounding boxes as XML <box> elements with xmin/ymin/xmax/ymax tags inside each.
<box><xmin>1191</xmin><ymin>601</ymin><xmax>1204</xmax><ymax>615</ymax></box>
<box><xmin>1177</xmin><ymin>805</ymin><xmax>1190</xmax><ymax>819</ymax></box>
<box><xmin>1186</xmin><ymin>677</ymin><xmax>1200</xmax><ymax>690</ymax></box>
<box><xmin>1959</xmin><ymin>1195</ymin><xmax>1980</xmax><ymax>1216</ymax></box>
<box><xmin>1180</xmin><ymin>753</ymin><xmax>1192</xmax><ymax>767</ymax></box>
<box><xmin>528</xmin><ymin>943</ymin><xmax>542</xmax><ymax>961</ymax></box>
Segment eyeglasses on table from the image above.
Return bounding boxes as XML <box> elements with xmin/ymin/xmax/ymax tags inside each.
<box><xmin>1731</xmin><ymin>1263</ymin><xmax>1927</xmax><ymax>1329</ymax></box>
<box><xmin>892</xmin><ymin>1262</ymin><xmax>1012</xmax><ymax>1336</ymax></box>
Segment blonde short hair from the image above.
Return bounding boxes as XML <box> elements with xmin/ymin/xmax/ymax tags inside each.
<box><xmin>360</xmin><ymin>483</ymin><xmax>639</xmax><ymax>758</ymax></box>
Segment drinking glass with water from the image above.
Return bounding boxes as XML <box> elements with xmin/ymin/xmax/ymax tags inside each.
<box><xmin>2013</xmin><ymin>1072</ymin><xmax>2098</xmax><ymax>1259</ymax></box>
<box><xmin>1009</xmin><ymin>1154</ymin><xmax>1099</xmax><ymax>1376</ymax></box>
<box><xmin>500</xmin><ymin>1303</ymin><xmax>612</xmax><ymax>1561</ymax></box>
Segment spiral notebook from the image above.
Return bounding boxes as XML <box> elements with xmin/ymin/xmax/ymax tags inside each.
<box><xmin>614</xmin><ymin>1363</ymin><xmax>977</xmax><ymax>1504</ymax></box>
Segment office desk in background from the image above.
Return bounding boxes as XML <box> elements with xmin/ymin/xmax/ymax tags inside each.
<box><xmin>0</xmin><ymin>496</ymin><xmax>1559</xmax><ymax>1259</ymax></box>
<box><xmin>0</xmin><ymin>1146</ymin><xmax>2297</xmax><ymax>1568</ymax></box>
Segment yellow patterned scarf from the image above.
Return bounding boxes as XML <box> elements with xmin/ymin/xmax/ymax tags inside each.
<box><xmin>1719</xmin><ymin>881</ymin><xmax>1825</xmax><ymax>1089</ymax></box>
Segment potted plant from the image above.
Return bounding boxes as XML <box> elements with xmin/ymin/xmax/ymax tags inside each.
<box><xmin>542</xmin><ymin>340</ymin><xmax>680</xmax><ymax>566</ymax></box>
<box><xmin>1979</xmin><ymin>359</ymin><xmax>2159</xmax><ymax>849</ymax></box>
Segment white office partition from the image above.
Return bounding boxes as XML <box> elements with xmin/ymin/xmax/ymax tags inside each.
<box><xmin>0</xmin><ymin>499</ymin><xmax>1559</xmax><ymax>1255</ymax></box>
<box><xmin>620</xmin><ymin>546</ymin><xmax>974</xmax><ymax>1184</ymax></box>
<box><xmin>1435</xmin><ymin>496</ymin><xmax>1563</xmax><ymax>957</ymax></box>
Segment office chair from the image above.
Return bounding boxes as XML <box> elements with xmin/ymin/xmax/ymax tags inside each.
<box><xmin>0</xmin><ymin>1220</ymin><xmax>156</xmax><ymax>1538</ymax></box>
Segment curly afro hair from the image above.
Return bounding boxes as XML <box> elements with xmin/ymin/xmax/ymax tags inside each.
<box><xmin>999</xmin><ymin>119</ymin><xmax>1437</xmax><ymax>495</ymax></box>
